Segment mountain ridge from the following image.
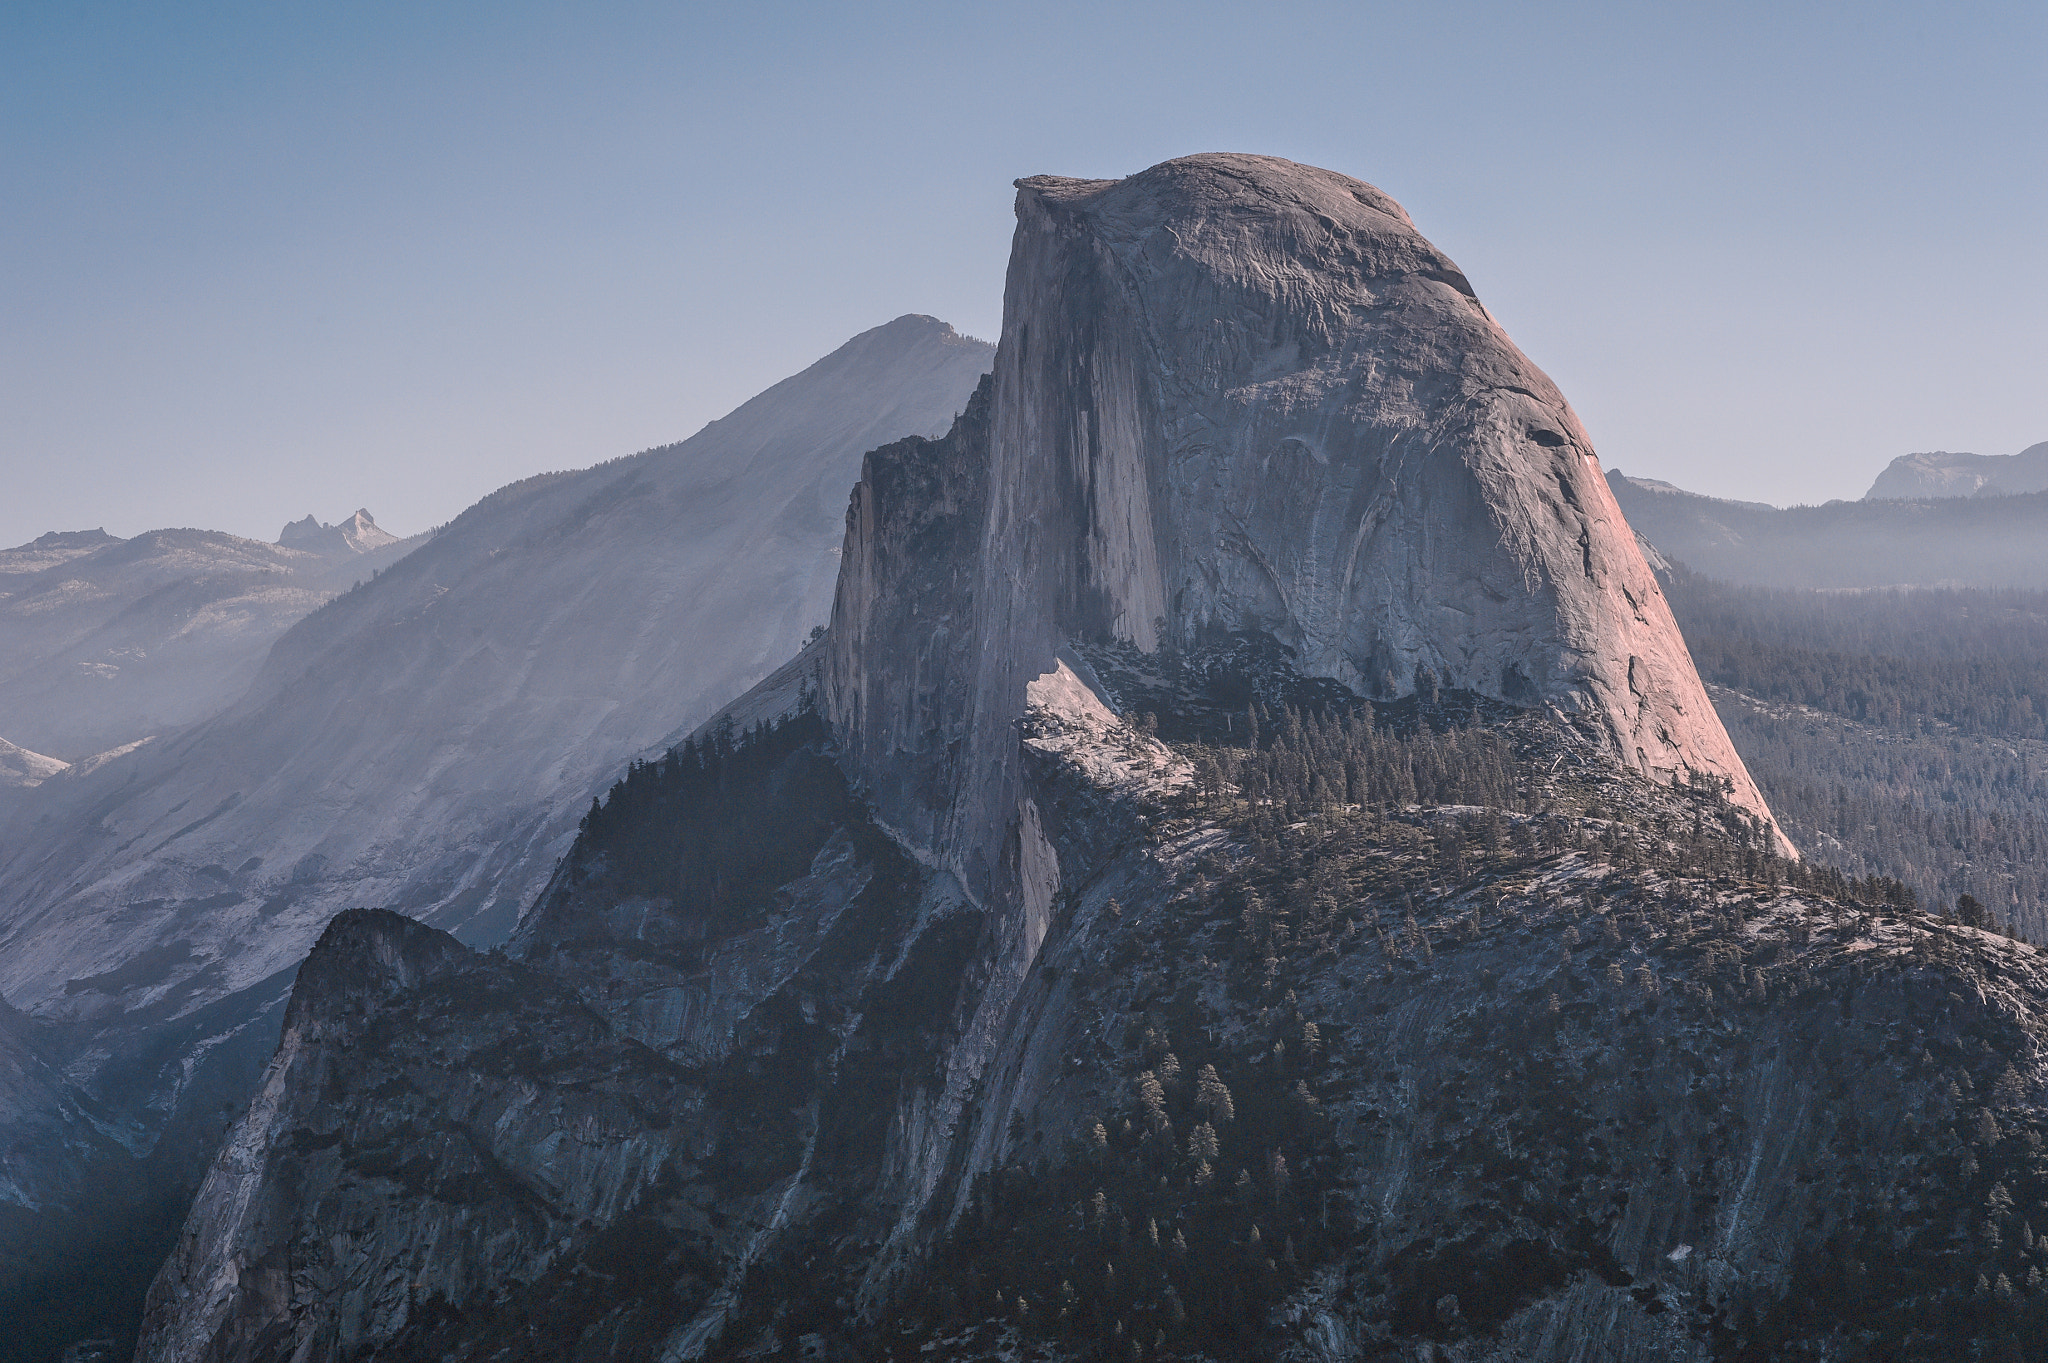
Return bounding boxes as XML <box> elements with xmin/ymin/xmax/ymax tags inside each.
<box><xmin>1609</xmin><ymin>468</ymin><xmax>2048</xmax><ymax>590</ymax></box>
<box><xmin>1865</xmin><ymin>441</ymin><xmax>2048</xmax><ymax>500</ymax></box>
<box><xmin>276</xmin><ymin>508</ymin><xmax>400</xmax><ymax>557</ymax></box>
<box><xmin>0</xmin><ymin>315</ymin><xmax>992</xmax><ymax>1358</ymax></box>
<box><xmin>0</xmin><ymin>521</ymin><xmax>424</xmax><ymax>759</ymax></box>
<box><xmin>144</xmin><ymin>157</ymin><xmax>2048</xmax><ymax>1363</ymax></box>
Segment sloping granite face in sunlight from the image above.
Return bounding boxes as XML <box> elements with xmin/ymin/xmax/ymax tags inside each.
<box><xmin>827</xmin><ymin>155</ymin><xmax>1784</xmax><ymax>910</ymax></box>
<box><xmin>987</xmin><ymin>156</ymin><xmax>1775</xmax><ymax>830</ymax></box>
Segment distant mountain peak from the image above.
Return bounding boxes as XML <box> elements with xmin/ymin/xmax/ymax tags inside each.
<box><xmin>277</xmin><ymin>508</ymin><xmax>399</xmax><ymax>556</ymax></box>
<box><xmin>1606</xmin><ymin>468</ymin><xmax>1777</xmax><ymax>512</ymax></box>
<box><xmin>0</xmin><ymin>735</ymin><xmax>67</xmax><ymax>789</ymax></box>
<box><xmin>874</xmin><ymin>312</ymin><xmax>991</xmax><ymax>348</ymax></box>
<box><xmin>21</xmin><ymin>527</ymin><xmax>122</xmax><ymax>551</ymax></box>
<box><xmin>1864</xmin><ymin>441</ymin><xmax>2048</xmax><ymax>500</ymax></box>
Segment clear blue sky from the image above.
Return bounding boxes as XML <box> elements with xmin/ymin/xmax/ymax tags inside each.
<box><xmin>3</xmin><ymin>0</ymin><xmax>2042</xmax><ymax>548</ymax></box>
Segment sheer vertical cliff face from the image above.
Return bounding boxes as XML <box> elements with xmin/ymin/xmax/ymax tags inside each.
<box><xmin>135</xmin><ymin>157</ymin><xmax>1843</xmax><ymax>1363</ymax></box>
<box><xmin>813</xmin><ymin>159</ymin><xmax>1791</xmax><ymax>1264</ymax></box>
<box><xmin>882</xmin><ymin>154</ymin><xmax>1779</xmax><ymax>863</ymax></box>
<box><xmin>823</xmin><ymin>376</ymin><xmax>992</xmax><ymax>856</ymax></box>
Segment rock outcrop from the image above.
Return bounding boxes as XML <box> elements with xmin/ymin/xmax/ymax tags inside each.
<box><xmin>828</xmin><ymin>154</ymin><xmax>1782</xmax><ymax>893</ymax></box>
<box><xmin>276</xmin><ymin>508</ymin><xmax>400</xmax><ymax>557</ymax></box>
<box><xmin>119</xmin><ymin>156</ymin><xmax>1912</xmax><ymax>1363</ymax></box>
<box><xmin>1865</xmin><ymin>441</ymin><xmax>2048</xmax><ymax>500</ymax></box>
<box><xmin>0</xmin><ymin>737</ymin><xmax>65</xmax><ymax>790</ymax></box>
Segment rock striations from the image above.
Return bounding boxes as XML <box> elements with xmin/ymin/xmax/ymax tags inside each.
<box><xmin>130</xmin><ymin>158</ymin><xmax>2048</xmax><ymax>1363</ymax></box>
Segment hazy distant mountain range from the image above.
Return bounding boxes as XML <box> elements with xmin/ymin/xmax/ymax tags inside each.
<box><xmin>1863</xmin><ymin>440</ymin><xmax>2048</xmax><ymax>500</ymax></box>
<box><xmin>1609</xmin><ymin>467</ymin><xmax>2048</xmax><ymax>589</ymax></box>
<box><xmin>0</xmin><ymin>514</ymin><xmax>419</xmax><ymax>760</ymax></box>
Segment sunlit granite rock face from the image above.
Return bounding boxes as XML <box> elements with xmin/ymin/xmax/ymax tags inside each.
<box><xmin>828</xmin><ymin>154</ymin><xmax>1784</xmax><ymax>895</ymax></box>
<box><xmin>136</xmin><ymin>158</ymin><xmax>1876</xmax><ymax>1363</ymax></box>
<box><xmin>999</xmin><ymin>155</ymin><xmax>1778</xmax><ymax>837</ymax></box>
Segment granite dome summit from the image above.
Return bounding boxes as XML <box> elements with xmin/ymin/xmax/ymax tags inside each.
<box><xmin>831</xmin><ymin>153</ymin><xmax>1782</xmax><ymax>871</ymax></box>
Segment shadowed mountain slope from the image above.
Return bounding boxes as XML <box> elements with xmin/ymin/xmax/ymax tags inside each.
<box><xmin>0</xmin><ymin>315</ymin><xmax>990</xmax><ymax>1358</ymax></box>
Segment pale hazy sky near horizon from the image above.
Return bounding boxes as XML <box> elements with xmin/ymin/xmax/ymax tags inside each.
<box><xmin>3</xmin><ymin>1</ymin><xmax>2042</xmax><ymax>549</ymax></box>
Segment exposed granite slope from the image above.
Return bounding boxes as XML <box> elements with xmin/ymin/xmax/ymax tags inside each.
<box><xmin>973</xmin><ymin>154</ymin><xmax>1775</xmax><ymax>840</ymax></box>
<box><xmin>0</xmin><ymin>737</ymin><xmax>65</xmax><ymax>790</ymax></box>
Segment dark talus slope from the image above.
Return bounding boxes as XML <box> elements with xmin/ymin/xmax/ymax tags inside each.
<box><xmin>1610</xmin><ymin>469</ymin><xmax>2048</xmax><ymax>590</ymax></box>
